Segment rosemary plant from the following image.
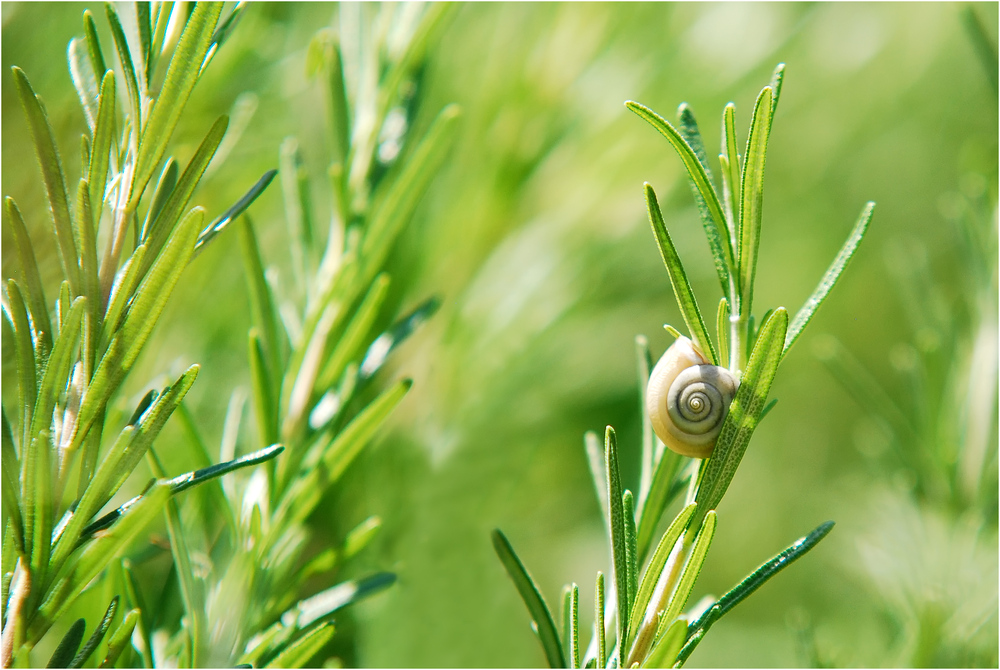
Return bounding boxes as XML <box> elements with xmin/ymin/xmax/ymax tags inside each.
<box><xmin>2</xmin><ymin>3</ymin><xmax>278</xmax><ymax>667</ymax></box>
<box><xmin>493</xmin><ymin>64</ymin><xmax>876</xmax><ymax>668</ymax></box>
<box><xmin>182</xmin><ymin>5</ymin><xmax>458</xmax><ymax>667</ymax></box>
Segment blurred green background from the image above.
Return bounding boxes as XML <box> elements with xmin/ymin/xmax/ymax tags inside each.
<box><xmin>3</xmin><ymin>2</ymin><xmax>997</xmax><ymax>667</ymax></box>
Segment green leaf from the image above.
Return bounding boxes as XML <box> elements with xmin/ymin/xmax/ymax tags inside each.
<box><xmin>635</xmin><ymin>445</ymin><xmax>686</xmax><ymax>566</ymax></box>
<box><xmin>2</xmin><ymin>414</ymin><xmax>24</xmax><ymax>555</ymax></box>
<box><xmin>677</xmin><ymin>521</ymin><xmax>834</xmax><ymax>665</ymax></box>
<box><xmin>88</xmin><ymin>72</ymin><xmax>116</xmax><ymax>233</ymax></box>
<box><xmin>76</xmin><ymin>208</ymin><xmax>200</xmax><ymax>453</ymax></box>
<box><xmin>239</xmin><ymin>215</ymin><xmax>283</xmax><ymax>385</ymax></box>
<box><xmin>158</xmin><ymin>490</ymin><xmax>205</xmax><ymax>667</ymax></box>
<box><xmin>140</xmin><ymin>159</ymin><xmax>179</xmax><ymax>242</ymax></box>
<box><xmin>623</xmin><ymin>490</ymin><xmax>638</xmax><ymax>615</ymax></box>
<box><xmin>30</xmin><ymin>295</ymin><xmax>85</xmax><ymax>446</ymax></box>
<box><xmin>644</xmin><ymin>183</ymin><xmax>718</xmax><ymax>365</ymax></box>
<box><xmin>596</xmin><ymin>571</ymin><xmax>606</xmax><ymax>668</ymax></box>
<box><xmin>68</xmin><ymin>596</ymin><xmax>118</xmax><ymax>668</ymax></box>
<box><xmin>138</xmin><ymin>115</ymin><xmax>227</xmax><ymax>279</ymax></box>
<box><xmin>136</xmin><ymin>2</ymin><xmax>152</xmax><ymax>84</ymax></box>
<box><xmin>99</xmin><ymin>608</ymin><xmax>139</xmax><ymax>668</ymax></box>
<box><xmin>636</xmin><ymin>336</ymin><xmax>656</xmax><ymax>514</ymax></box>
<box><xmin>36</xmin><ymin>483</ymin><xmax>170</xmax><ymax>640</ymax></box>
<box><xmin>101</xmin><ymin>244</ymin><xmax>146</xmax><ymax>344</ymax></box>
<box><xmin>642</xmin><ymin>616</ymin><xmax>686</xmax><ymax>669</ymax></box>
<box><xmin>570</xmin><ymin>583</ymin><xmax>581</xmax><ymax>669</ymax></box>
<box><xmin>316</xmin><ymin>274</ymin><xmax>391</xmax><ymax>392</ymax></box>
<box><xmin>769</xmin><ymin>63</ymin><xmax>786</xmax><ymax>121</ymax></box>
<box><xmin>105</xmin><ymin>4</ymin><xmax>142</xmax><ymax>136</ymax></box>
<box><xmin>68</xmin><ymin>38</ymin><xmax>99</xmax><ymax>132</ymax></box>
<box><xmin>47</xmin><ymin>618</ymin><xmax>86</xmax><ymax>668</ymax></box>
<box><xmin>4</xmin><ymin>281</ymin><xmax>37</xmax><ymax>441</ymax></box>
<box><xmin>356</xmin><ymin>296</ymin><xmax>440</xmax><ymax>382</ymax></box>
<box><xmin>737</xmin><ymin>86</ymin><xmax>773</xmax><ymax>314</ymax></box>
<box><xmin>491</xmin><ymin>529</ymin><xmax>566</xmax><ymax>669</ymax></box>
<box><xmin>327</xmin><ymin>38</ymin><xmax>350</xmax><ymax>167</ymax></box>
<box><xmin>278</xmin><ymin>378</ymin><xmax>410</xmax><ymax>519</ymax></box>
<box><xmin>659</xmin><ymin>511</ymin><xmax>717</xmax><ymax>629</ymax></box>
<box><xmin>82</xmin><ymin>10</ymin><xmax>108</xmax><ymax>85</ymax></box>
<box><xmin>131</xmin><ymin>2</ymin><xmax>223</xmax><ymax>208</ymax></box>
<box><xmin>12</xmin><ymin>66</ymin><xmax>80</xmax><ymax>292</ymax></box>
<box><xmin>783</xmin><ymin>202</ymin><xmax>875</xmax><ymax>358</ymax></box>
<box><xmin>6</xmin><ymin>198</ymin><xmax>53</xmax><ymax>353</ymax></box>
<box><xmin>605</xmin><ymin>426</ymin><xmax>630</xmax><ymax>664</ymax></box>
<box><xmin>288</xmin><ymin>572</ymin><xmax>395</xmax><ymax>631</ymax></box>
<box><xmin>628</xmin><ymin>503</ymin><xmax>697</xmax><ymax>650</ymax></box>
<box><xmin>280</xmin><ymin>139</ymin><xmax>315</xmax><ymax>273</ymax></box>
<box><xmin>49</xmin><ymin>366</ymin><xmax>199</xmax><ymax>576</ymax></box>
<box><xmin>263</xmin><ymin>623</ymin><xmax>334</xmax><ymax>669</ymax></box>
<box><xmin>75</xmin><ymin>179</ymin><xmax>101</xmax><ymax>376</ymax></box>
<box><xmin>715</xmin><ymin>297</ymin><xmax>730</xmax><ymax>370</ymax></box>
<box><xmin>360</xmin><ymin>104</ymin><xmax>461</xmax><ymax>278</ymax></box>
<box><xmin>720</xmin><ymin>103</ymin><xmax>741</xmax><ymax>247</ymax></box>
<box><xmin>164</xmin><ymin>444</ymin><xmax>283</xmax><ymax>496</ymax></box>
<box><xmin>195</xmin><ymin>169</ymin><xmax>278</xmax><ymax>254</ymax></box>
<box><xmin>694</xmin><ymin>308</ymin><xmax>787</xmax><ymax>517</ymax></box>
<box><xmin>626</xmin><ymin>101</ymin><xmax>733</xmax><ymax>293</ymax></box>
<box><xmin>248</xmin><ymin>331</ymin><xmax>278</xmax><ymax>449</ymax></box>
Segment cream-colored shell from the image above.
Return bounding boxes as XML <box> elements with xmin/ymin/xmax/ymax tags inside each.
<box><xmin>645</xmin><ymin>336</ymin><xmax>738</xmax><ymax>459</ymax></box>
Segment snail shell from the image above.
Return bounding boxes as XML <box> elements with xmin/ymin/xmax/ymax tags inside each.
<box><xmin>646</xmin><ymin>336</ymin><xmax>738</xmax><ymax>459</ymax></box>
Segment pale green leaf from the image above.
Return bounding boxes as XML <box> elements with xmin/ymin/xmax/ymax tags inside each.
<box><xmin>737</xmin><ymin>86</ymin><xmax>773</xmax><ymax>314</ymax></box>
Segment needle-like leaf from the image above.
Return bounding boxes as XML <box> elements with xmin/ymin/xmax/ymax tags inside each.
<box><xmin>131</xmin><ymin>2</ymin><xmax>223</xmax><ymax>208</ymax></box>
<box><xmin>6</xmin><ymin>198</ymin><xmax>52</xmax><ymax>353</ymax></box>
<box><xmin>492</xmin><ymin>529</ymin><xmax>566</xmax><ymax>669</ymax></box>
<box><xmin>68</xmin><ymin>596</ymin><xmax>118</xmax><ymax>668</ymax></box>
<box><xmin>694</xmin><ymin>308</ymin><xmax>787</xmax><ymax>519</ymax></box>
<box><xmin>737</xmin><ymin>86</ymin><xmax>773</xmax><ymax>315</ymax></box>
<box><xmin>677</xmin><ymin>521</ymin><xmax>835</xmax><ymax>665</ymax></box>
<box><xmin>783</xmin><ymin>202</ymin><xmax>875</xmax><ymax>358</ymax></box>
<box><xmin>644</xmin><ymin>183</ymin><xmax>718</xmax><ymax>365</ymax></box>
<box><xmin>13</xmin><ymin>66</ymin><xmax>80</xmax><ymax>292</ymax></box>
<box><xmin>627</xmin><ymin>101</ymin><xmax>733</xmax><ymax>292</ymax></box>
<box><xmin>606</xmin><ymin>426</ymin><xmax>630</xmax><ymax>664</ymax></box>
<box><xmin>99</xmin><ymin>608</ymin><xmax>139</xmax><ymax>668</ymax></box>
<box><xmin>263</xmin><ymin>623</ymin><xmax>334</xmax><ymax>669</ymax></box>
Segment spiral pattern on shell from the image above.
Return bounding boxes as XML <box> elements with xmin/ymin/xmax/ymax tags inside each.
<box><xmin>646</xmin><ymin>336</ymin><xmax>738</xmax><ymax>459</ymax></box>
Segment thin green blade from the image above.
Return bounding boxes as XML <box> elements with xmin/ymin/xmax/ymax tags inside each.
<box><xmin>492</xmin><ymin>529</ymin><xmax>566</xmax><ymax>669</ymax></box>
<box><xmin>644</xmin><ymin>183</ymin><xmax>718</xmax><ymax>365</ymax></box>
<box><xmin>737</xmin><ymin>86</ymin><xmax>773</xmax><ymax>314</ymax></box>
<box><xmin>783</xmin><ymin>202</ymin><xmax>875</xmax><ymax>358</ymax></box>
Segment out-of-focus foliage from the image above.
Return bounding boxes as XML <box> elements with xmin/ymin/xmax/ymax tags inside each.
<box><xmin>3</xmin><ymin>2</ymin><xmax>996</xmax><ymax>667</ymax></box>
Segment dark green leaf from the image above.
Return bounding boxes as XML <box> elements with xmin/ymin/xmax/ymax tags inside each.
<box><xmin>195</xmin><ymin>169</ymin><xmax>277</xmax><ymax>254</ymax></box>
<box><xmin>677</xmin><ymin>521</ymin><xmax>835</xmax><ymax>665</ymax></box>
<box><xmin>136</xmin><ymin>2</ymin><xmax>152</xmax><ymax>84</ymax></box>
<box><xmin>165</xmin><ymin>444</ymin><xmax>283</xmax><ymax>495</ymax></box>
<box><xmin>357</xmin><ymin>296</ymin><xmax>440</xmax><ymax>381</ymax></box>
<box><xmin>491</xmin><ymin>529</ymin><xmax>566</xmax><ymax>669</ymax></box>
<box><xmin>623</xmin><ymin>490</ymin><xmax>638</xmax><ymax>616</ymax></box>
<box><xmin>643</xmin><ymin>183</ymin><xmax>718</xmax><ymax>365</ymax></box>
<box><xmin>783</xmin><ymin>202</ymin><xmax>875</xmax><ymax>358</ymax></box>
<box><xmin>287</xmin><ymin>572</ymin><xmax>395</xmax><ymax>629</ymax></box>
<box><xmin>47</xmin><ymin>618</ymin><xmax>86</xmax><ymax>668</ymax></box>
<box><xmin>68</xmin><ymin>596</ymin><xmax>118</xmax><ymax>668</ymax></box>
<box><xmin>605</xmin><ymin>426</ymin><xmax>629</xmax><ymax>664</ymax></box>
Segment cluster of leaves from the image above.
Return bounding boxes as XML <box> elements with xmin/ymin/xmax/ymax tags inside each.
<box><xmin>0</xmin><ymin>2</ymin><xmax>281</xmax><ymax>667</ymax></box>
<box><xmin>183</xmin><ymin>4</ymin><xmax>459</xmax><ymax>668</ymax></box>
<box><xmin>493</xmin><ymin>64</ymin><xmax>876</xmax><ymax>668</ymax></box>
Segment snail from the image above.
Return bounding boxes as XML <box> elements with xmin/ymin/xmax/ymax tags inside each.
<box><xmin>646</xmin><ymin>336</ymin><xmax>738</xmax><ymax>459</ymax></box>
